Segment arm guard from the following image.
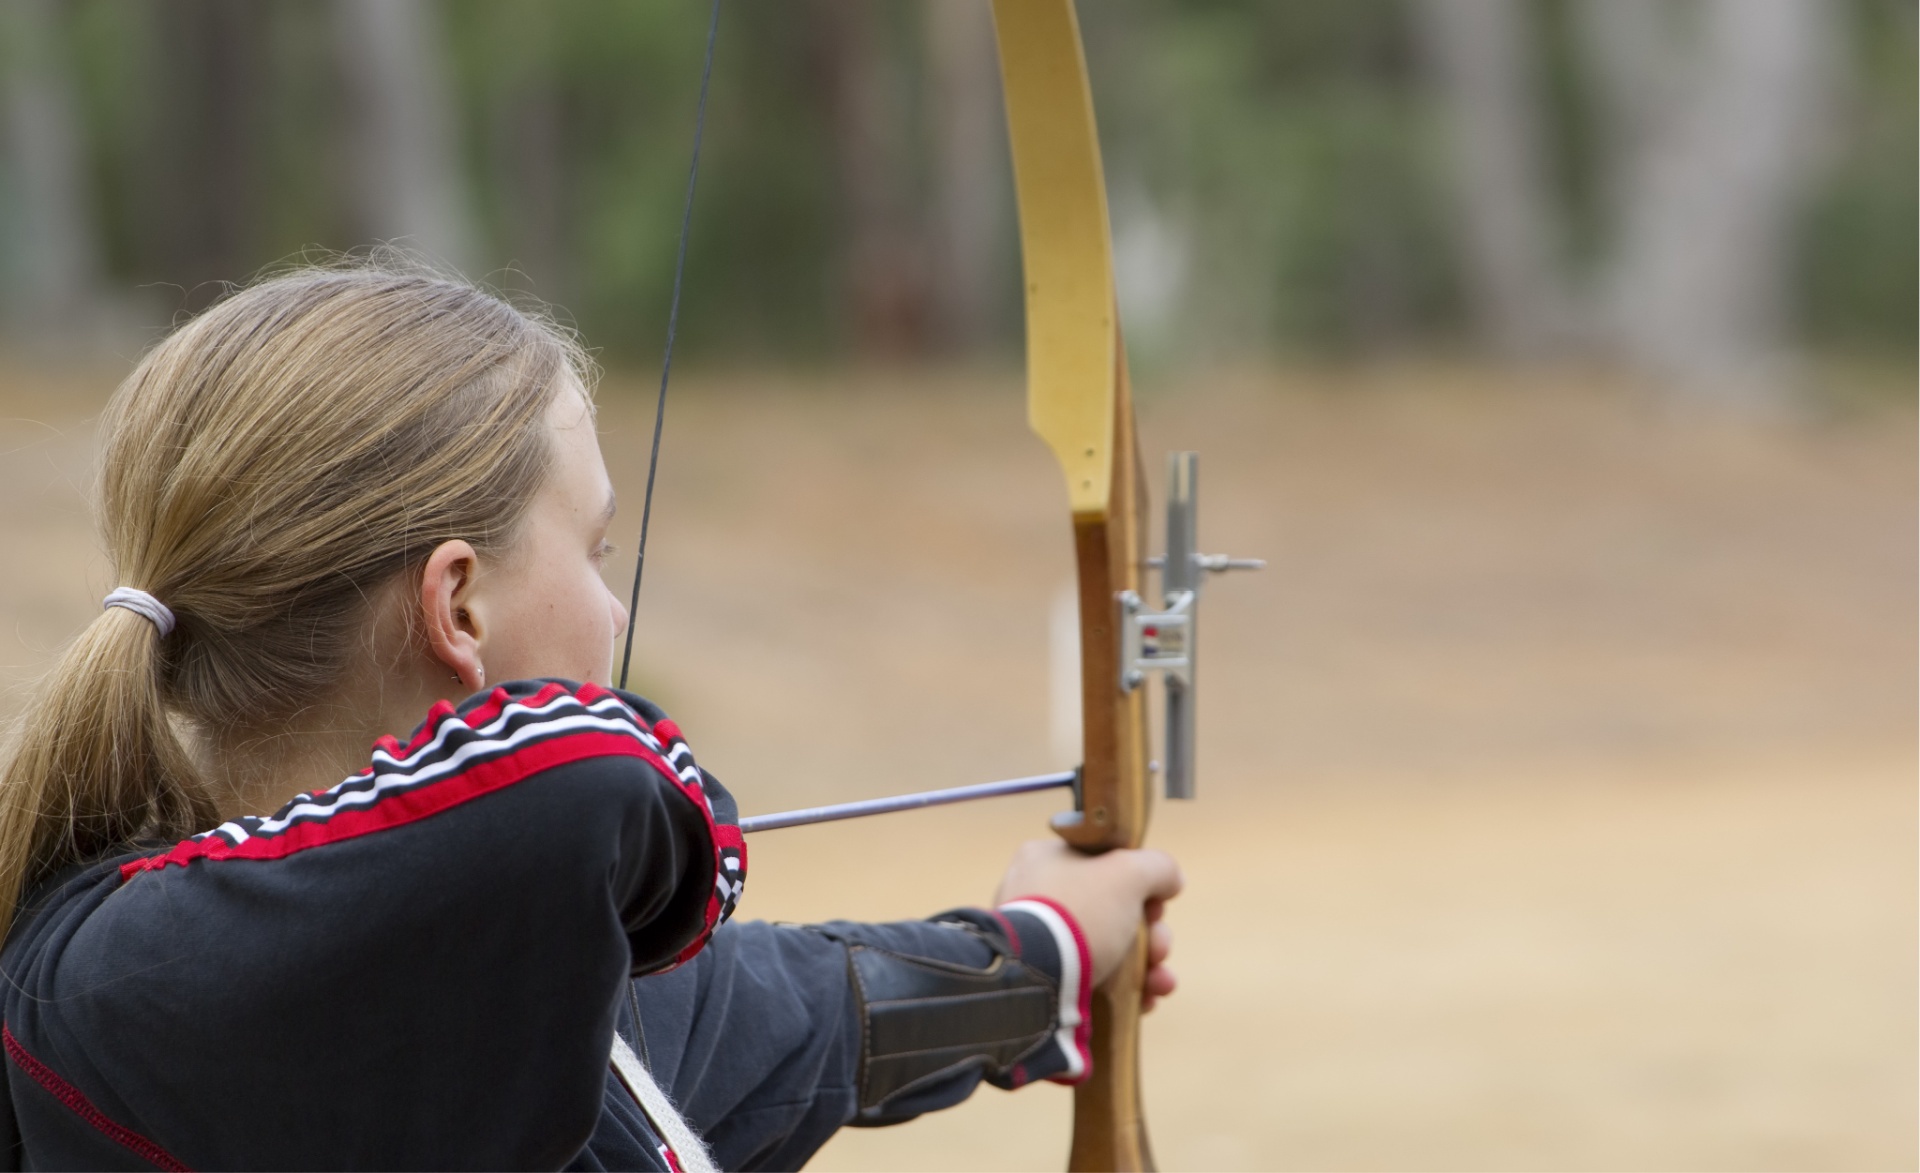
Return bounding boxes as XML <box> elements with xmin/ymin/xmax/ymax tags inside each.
<box><xmin>828</xmin><ymin>903</ymin><xmax>1090</xmax><ymax>1121</ymax></box>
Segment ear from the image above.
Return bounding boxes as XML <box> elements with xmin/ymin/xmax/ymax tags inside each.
<box><xmin>419</xmin><ymin>540</ymin><xmax>486</xmax><ymax>693</ymax></box>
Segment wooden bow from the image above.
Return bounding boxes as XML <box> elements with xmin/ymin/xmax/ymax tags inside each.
<box><xmin>990</xmin><ymin>4</ymin><xmax>1156</xmax><ymax>1168</ymax></box>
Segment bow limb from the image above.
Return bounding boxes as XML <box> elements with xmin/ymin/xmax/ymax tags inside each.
<box><xmin>991</xmin><ymin>3</ymin><xmax>1155</xmax><ymax>1168</ymax></box>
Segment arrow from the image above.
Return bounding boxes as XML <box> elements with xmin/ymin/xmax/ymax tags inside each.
<box><xmin>738</xmin><ymin>770</ymin><xmax>1079</xmax><ymax>834</ymax></box>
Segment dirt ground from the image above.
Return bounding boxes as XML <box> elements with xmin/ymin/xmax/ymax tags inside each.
<box><xmin>0</xmin><ymin>361</ymin><xmax>1913</xmax><ymax>1170</ymax></box>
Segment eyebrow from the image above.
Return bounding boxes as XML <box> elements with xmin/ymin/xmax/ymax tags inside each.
<box><xmin>600</xmin><ymin>491</ymin><xmax>618</xmax><ymax>524</ymax></box>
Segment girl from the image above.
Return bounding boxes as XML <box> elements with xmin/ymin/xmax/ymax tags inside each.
<box><xmin>0</xmin><ymin>267</ymin><xmax>1180</xmax><ymax>1171</ymax></box>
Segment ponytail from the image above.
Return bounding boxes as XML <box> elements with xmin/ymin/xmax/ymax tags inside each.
<box><xmin>0</xmin><ymin>606</ymin><xmax>214</xmax><ymax>941</ymax></box>
<box><xmin>0</xmin><ymin>262</ymin><xmax>583</xmax><ymax>943</ymax></box>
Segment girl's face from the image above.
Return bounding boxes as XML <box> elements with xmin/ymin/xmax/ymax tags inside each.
<box><xmin>464</xmin><ymin>382</ymin><xmax>630</xmax><ymax>687</ymax></box>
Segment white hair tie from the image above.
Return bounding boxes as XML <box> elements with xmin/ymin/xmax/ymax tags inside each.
<box><xmin>103</xmin><ymin>587</ymin><xmax>176</xmax><ymax>637</ymax></box>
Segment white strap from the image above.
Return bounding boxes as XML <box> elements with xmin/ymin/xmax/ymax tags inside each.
<box><xmin>610</xmin><ymin>1031</ymin><xmax>719</xmax><ymax>1173</ymax></box>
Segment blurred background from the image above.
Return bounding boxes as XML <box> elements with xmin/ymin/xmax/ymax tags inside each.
<box><xmin>0</xmin><ymin>1</ymin><xmax>1913</xmax><ymax>1169</ymax></box>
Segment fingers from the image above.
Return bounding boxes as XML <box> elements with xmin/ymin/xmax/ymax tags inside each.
<box><xmin>1146</xmin><ymin>918</ymin><xmax>1173</xmax><ymax>968</ymax></box>
<box><xmin>1138</xmin><ymin>914</ymin><xmax>1177</xmax><ymax>1012</ymax></box>
<box><xmin>1141</xmin><ymin>963</ymin><xmax>1177</xmax><ymax>1013</ymax></box>
<box><xmin>1142</xmin><ymin>920</ymin><xmax>1174</xmax><ymax>1012</ymax></box>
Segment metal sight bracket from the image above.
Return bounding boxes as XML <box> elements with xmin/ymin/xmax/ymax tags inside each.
<box><xmin>1117</xmin><ymin>452</ymin><xmax>1263</xmax><ymax>800</ymax></box>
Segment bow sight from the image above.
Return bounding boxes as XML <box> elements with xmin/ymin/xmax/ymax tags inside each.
<box><xmin>1121</xmin><ymin>452</ymin><xmax>1264</xmax><ymax>802</ymax></box>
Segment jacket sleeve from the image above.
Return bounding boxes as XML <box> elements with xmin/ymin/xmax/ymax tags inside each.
<box><xmin>13</xmin><ymin>679</ymin><xmax>742</xmax><ymax>1171</ymax></box>
<box><xmin>629</xmin><ymin>902</ymin><xmax>1092</xmax><ymax>1172</ymax></box>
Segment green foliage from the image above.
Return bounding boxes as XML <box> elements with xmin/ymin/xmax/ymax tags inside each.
<box><xmin>37</xmin><ymin>0</ymin><xmax>1920</xmax><ymax>367</ymax></box>
<box><xmin>1085</xmin><ymin>0</ymin><xmax>1466</xmax><ymax>357</ymax></box>
<box><xmin>1799</xmin><ymin>0</ymin><xmax>1918</xmax><ymax>353</ymax></box>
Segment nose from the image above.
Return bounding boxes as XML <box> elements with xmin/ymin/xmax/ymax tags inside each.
<box><xmin>609</xmin><ymin>586</ymin><xmax>630</xmax><ymax>639</ymax></box>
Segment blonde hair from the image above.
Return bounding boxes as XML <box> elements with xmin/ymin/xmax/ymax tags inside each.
<box><xmin>0</xmin><ymin>265</ymin><xmax>589</xmax><ymax>940</ymax></box>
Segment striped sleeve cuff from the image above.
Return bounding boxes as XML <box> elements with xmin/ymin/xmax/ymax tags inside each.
<box><xmin>995</xmin><ymin>897</ymin><xmax>1093</xmax><ymax>1085</ymax></box>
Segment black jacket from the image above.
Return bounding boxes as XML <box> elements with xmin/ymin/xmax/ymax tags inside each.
<box><xmin>0</xmin><ymin>680</ymin><xmax>1085</xmax><ymax>1170</ymax></box>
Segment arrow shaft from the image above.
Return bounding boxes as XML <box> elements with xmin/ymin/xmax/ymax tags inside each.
<box><xmin>739</xmin><ymin>770</ymin><xmax>1076</xmax><ymax>834</ymax></box>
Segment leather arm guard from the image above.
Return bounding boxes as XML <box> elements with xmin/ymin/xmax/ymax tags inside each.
<box><xmin>817</xmin><ymin>903</ymin><xmax>1092</xmax><ymax>1123</ymax></box>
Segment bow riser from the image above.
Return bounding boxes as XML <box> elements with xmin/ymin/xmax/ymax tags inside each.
<box><xmin>1057</xmin><ymin>341</ymin><xmax>1151</xmax><ymax>855</ymax></box>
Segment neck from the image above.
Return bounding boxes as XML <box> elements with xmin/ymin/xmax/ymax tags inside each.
<box><xmin>200</xmin><ymin>707</ymin><xmax>382</xmax><ymax>823</ymax></box>
<box><xmin>193</xmin><ymin>592</ymin><xmax>449</xmax><ymax>824</ymax></box>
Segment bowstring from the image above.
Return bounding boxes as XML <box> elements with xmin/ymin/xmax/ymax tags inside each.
<box><xmin>619</xmin><ymin>0</ymin><xmax>722</xmax><ymax>692</ymax></box>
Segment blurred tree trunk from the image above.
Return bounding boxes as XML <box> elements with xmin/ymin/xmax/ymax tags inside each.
<box><xmin>1412</xmin><ymin>0</ymin><xmax>1576</xmax><ymax>359</ymax></box>
<box><xmin>923</xmin><ymin>0</ymin><xmax>1005</xmax><ymax>356</ymax></box>
<box><xmin>137</xmin><ymin>0</ymin><xmax>266</xmax><ymax>308</ymax></box>
<box><xmin>812</xmin><ymin>0</ymin><xmax>930</xmax><ymax>358</ymax></box>
<box><xmin>486</xmin><ymin>5</ymin><xmax>567</xmax><ymax>301</ymax></box>
<box><xmin>333</xmin><ymin>0</ymin><xmax>478</xmax><ymax>274</ymax></box>
<box><xmin>1584</xmin><ymin>0</ymin><xmax>1836</xmax><ymax>404</ymax></box>
<box><xmin>0</xmin><ymin>0</ymin><xmax>106</xmax><ymax>336</ymax></box>
<box><xmin>494</xmin><ymin>83</ymin><xmax>566</xmax><ymax>298</ymax></box>
<box><xmin>1575</xmin><ymin>0</ymin><xmax>1680</xmax><ymax>169</ymax></box>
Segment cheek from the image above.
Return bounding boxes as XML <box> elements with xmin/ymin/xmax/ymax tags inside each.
<box><xmin>583</xmin><ymin>576</ymin><xmax>617</xmax><ymax>640</ymax></box>
<box><xmin>572</xmin><ymin>569</ymin><xmax>620</xmax><ymax>663</ymax></box>
<box><xmin>501</xmin><ymin>560</ymin><xmax>614</xmax><ymax>681</ymax></box>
